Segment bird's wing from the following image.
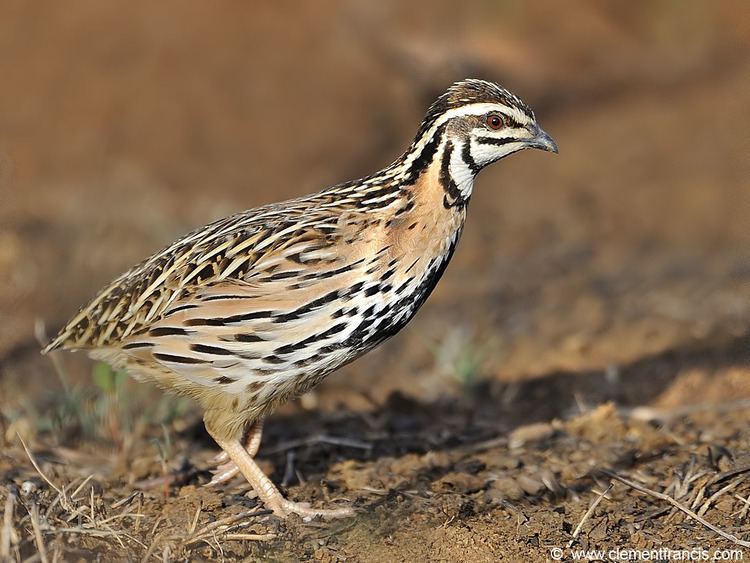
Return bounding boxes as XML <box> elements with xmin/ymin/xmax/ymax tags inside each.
<box><xmin>43</xmin><ymin>195</ymin><xmax>361</xmax><ymax>353</ymax></box>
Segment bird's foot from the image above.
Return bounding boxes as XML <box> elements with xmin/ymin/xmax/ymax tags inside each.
<box><xmin>204</xmin><ymin>419</ymin><xmax>263</xmax><ymax>487</ymax></box>
<box><xmin>206</xmin><ymin>424</ymin><xmax>353</xmax><ymax>519</ymax></box>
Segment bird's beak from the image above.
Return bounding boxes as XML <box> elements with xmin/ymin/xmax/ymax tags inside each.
<box><xmin>527</xmin><ymin>125</ymin><xmax>558</xmax><ymax>154</ymax></box>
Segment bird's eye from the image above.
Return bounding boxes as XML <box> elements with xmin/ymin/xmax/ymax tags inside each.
<box><xmin>486</xmin><ymin>114</ymin><xmax>504</xmax><ymax>130</ymax></box>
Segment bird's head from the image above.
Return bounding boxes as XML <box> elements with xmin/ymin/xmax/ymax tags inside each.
<box><xmin>418</xmin><ymin>79</ymin><xmax>557</xmax><ymax>166</ymax></box>
<box><xmin>398</xmin><ymin>79</ymin><xmax>557</xmax><ymax>206</ymax></box>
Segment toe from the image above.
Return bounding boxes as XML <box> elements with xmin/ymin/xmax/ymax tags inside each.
<box><xmin>204</xmin><ymin>461</ymin><xmax>240</xmax><ymax>487</ymax></box>
<box><xmin>208</xmin><ymin>451</ymin><xmax>230</xmax><ymax>466</ymax></box>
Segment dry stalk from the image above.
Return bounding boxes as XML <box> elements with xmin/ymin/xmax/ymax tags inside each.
<box><xmin>28</xmin><ymin>502</ymin><xmax>49</xmax><ymax>563</ymax></box>
<box><xmin>602</xmin><ymin>470</ymin><xmax>750</xmax><ymax>548</ymax></box>
<box><xmin>70</xmin><ymin>476</ymin><xmax>94</xmax><ymax>502</ymax></box>
<box><xmin>110</xmin><ymin>491</ymin><xmax>140</xmax><ymax>510</ymax></box>
<box><xmin>18</xmin><ymin>436</ymin><xmax>66</xmax><ymax>509</ymax></box>
<box><xmin>1</xmin><ymin>486</ymin><xmax>17</xmax><ymax>560</ymax></box>
<box><xmin>188</xmin><ymin>502</ymin><xmax>202</xmax><ymax>536</ymax></box>
<box><xmin>567</xmin><ymin>483</ymin><xmax>613</xmax><ymax>547</ymax></box>
<box><xmin>697</xmin><ymin>476</ymin><xmax>744</xmax><ymax>518</ymax></box>
<box><xmin>224</xmin><ymin>533</ymin><xmax>276</xmax><ymax>541</ymax></box>
<box><xmin>734</xmin><ymin>493</ymin><xmax>750</xmax><ymax>520</ymax></box>
<box><xmin>48</xmin><ymin>527</ymin><xmax>147</xmax><ymax>549</ymax></box>
<box><xmin>263</xmin><ymin>434</ymin><xmax>372</xmax><ymax>455</ymax></box>
<box><xmin>182</xmin><ymin>509</ymin><xmax>272</xmax><ymax>547</ymax></box>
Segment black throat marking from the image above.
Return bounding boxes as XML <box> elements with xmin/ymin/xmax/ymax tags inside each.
<box><xmin>439</xmin><ymin>140</ymin><xmax>468</xmax><ymax>209</ymax></box>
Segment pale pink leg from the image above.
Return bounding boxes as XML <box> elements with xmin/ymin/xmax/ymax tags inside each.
<box><xmin>206</xmin><ymin>424</ymin><xmax>354</xmax><ymax>519</ymax></box>
<box><xmin>206</xmin><ymin>419</ymin><xmax>264</xmax><ymax>486</ymax></box>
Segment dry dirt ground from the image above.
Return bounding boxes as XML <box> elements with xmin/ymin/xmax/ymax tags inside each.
<box><xmin>1</xmin><ymin>2</ymin><xmax>750</xmax><ymax>561</ymax></box>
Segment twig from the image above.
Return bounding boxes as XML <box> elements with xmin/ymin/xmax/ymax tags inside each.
<box><xmin>567</xmin><ymin>483</ymin><xmax>613</xmax><ymax>547</ymax></box>
<box><xmin>95</xmin><ymin>513</ymin><xmax>148</xmax><ymax>526</ymax></box>
<box><xmin>140</xmin><ymin>529</ymin><xmax>164</xmax><ymax>563</ymax></box>
<box><xmin>183</xmin><ymin>509</ymin><xmax>272</xmax><ymax>546</ymax></box>
<box><xmin>149</xmin><ymin>515</ymin><xmax>163</xmax><ymax>537</ymax></box>
<box><xmin>48</xmin><ymin>527</ymin><xmax>148</xmax><ymax>549</ymax></box>
<box><xmin>45</xmin><ymin>479</ymin><xmax>79</xmax><ymax>520</ymax></box>
<box><xmin>135</xmin><ymin>494</ymin><xmax>144</xmax><ymax>534</ymax></box>
<box><xmin>110</xmin><ymin>491</ymin><xmax>140</xmax><ymax>510</ymax></box>
<box><xmin>28</xmin><ymin>503</ymin><xmax>49</xmax><ymax>563</ymax></box>
<box><xmin>224</xmin><ymin>533</ymin><xmax>276</xmax><ymax>541</ymax></box>
<box><xmin>70</xmin><ymin>475</ymin><xmax>94</xmax><ymax>501</ymax></box>
<box><xmin>18</xmin><ymin>436</ymin><xmax>66</xmax><ymax>507</ymax></box>
<box><xmin>706</xmin><ymin>465</ymin><xmax>750</xmax><ymax>488</ymax></box>
<box><xmin>602</xmin><ymin>470</ymin><xmax>750</xmax><ymax>548</ymax></box>
<box><xmin>688</xmin><ymin>475</ymin><xmax>711</xmax><ymax>511</ymax></box>
<box><xmin>1</xmin><ymin>486</ymin><xmax>17</xmax><ymax>560</ymax></box>
<box><xmin>733</xmin><ymin>494</ymin><xmax>750</xmax><ymax>520</ymax></box>
<box><xmin>188</xmin><ymin>502</ymin><xmax>202</xmax><ymax>536</ymax></box>
<box><xmin>263</xmin><ymin>434</ymin><xmax>372</xmax><ymax>455</ymax></box>
<box><xmin>89</xmin><ymin>486</ymin><xmax>95</xmax><ymax>525</ymax></box>
<box><xmin>698</xmin><ymin>477</ymin><xmax>744</xmax><ymax>517</ymax></box>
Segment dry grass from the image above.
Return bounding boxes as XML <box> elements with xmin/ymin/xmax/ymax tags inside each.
<box><xmin>1</xmin><ymin>438</ymin><xmax>279</xmax><ymax>560</ymax></box>
<box><xmin>2</xmin><ymin>386</ymin><xmax>750</xmax><ymax>560</ymax></box>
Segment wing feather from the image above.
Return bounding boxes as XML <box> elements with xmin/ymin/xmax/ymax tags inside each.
<box><xmin>43</xmin><ymin>196</ymin><xmax>362</xmax><ymax>352</ymax></box>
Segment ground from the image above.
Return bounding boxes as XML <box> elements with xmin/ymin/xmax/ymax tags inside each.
<box><xmin>1</xmin><ymin>2</ymin><xmax>749</xmax><ymax>561</ymax></box>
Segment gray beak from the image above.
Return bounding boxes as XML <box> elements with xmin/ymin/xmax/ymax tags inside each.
<box><xmin>528</xmin><ymin>126</ymin><xmax>558</xmax><ymax>154</ymax></box>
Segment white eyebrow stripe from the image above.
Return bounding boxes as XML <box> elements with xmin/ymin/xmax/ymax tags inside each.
<box><xmin>400</xmin><ymin>102</ymin><xmax>532</xmax><ymax>174</ymax></box>
<box><xmin>435</xmin><ymin>102</ymin><xmax>512</xmax><ymax>124</ymax></box>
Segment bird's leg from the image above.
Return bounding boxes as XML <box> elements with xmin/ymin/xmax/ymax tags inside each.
<box><xmin>205</xmin><ymin>424</ymin><xmax>354</xmax><ymax>519</ymax></box>
<box><xmin>206</xmin><ymin>419</ymin><xmax>265</xmax><ymax>486</ymax></box>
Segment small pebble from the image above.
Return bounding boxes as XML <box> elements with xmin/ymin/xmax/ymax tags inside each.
<box><xmin>21</xmin><ymin>481</ymin><xmax>37</xmax><ymax>495</ymax></box>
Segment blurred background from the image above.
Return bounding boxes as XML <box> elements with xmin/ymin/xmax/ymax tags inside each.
<box><xmin>0</xmin><ymin>1</ymin><xmax>749</xmax><ymax>559</ymax></box>
<box><xmin>1</xmin><ymin>0</ymin><xmax>748</xmax><ymax>405</ymax></box>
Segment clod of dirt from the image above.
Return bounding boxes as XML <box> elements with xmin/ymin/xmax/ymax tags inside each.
<box><xmin>508</xmin><ymin>422</ymin><xmax>557</xmax><ymax>449</ymax></box>
<box><xmin>516</xmin><ymin>473</ymin><xmax>545</xmax><ymax>496</ymax></box>
<box><xmin>486</xmin><ymin>476</ymin><xmax>525</xmax><ymax>501</ymax></box>
<box><xmin>565</xmin><ymin>402</ymin><xmax>623</xmax><ymax>442</ymax></box>
<box><xmin>431</xmin><ymin>471</ymin><xmax>486</xmax><ymax>494</ymax></box>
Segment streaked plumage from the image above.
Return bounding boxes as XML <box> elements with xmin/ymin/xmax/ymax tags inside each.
<box><xmin>43</xmin><ymin>79</ymin><xmax>557</xmax><ymax>518</ymax></box>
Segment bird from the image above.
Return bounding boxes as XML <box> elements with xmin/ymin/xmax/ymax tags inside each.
<box><xmin>42</xmin><ymin>79</ymin><xmax>558</xmax><ymax>519</ymax></box>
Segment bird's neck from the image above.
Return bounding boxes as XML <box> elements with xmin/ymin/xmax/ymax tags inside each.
<box><xmin>394</xmin><ymin>129</ymin><xmax>477</xmax><ymax>209</ymax></box>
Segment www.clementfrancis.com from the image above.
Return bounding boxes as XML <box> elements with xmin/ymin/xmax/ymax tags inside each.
<box><xmin>549</xmin><ymin>547</ymin><xmax>745</xmax><ymax>561</ymax></box>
